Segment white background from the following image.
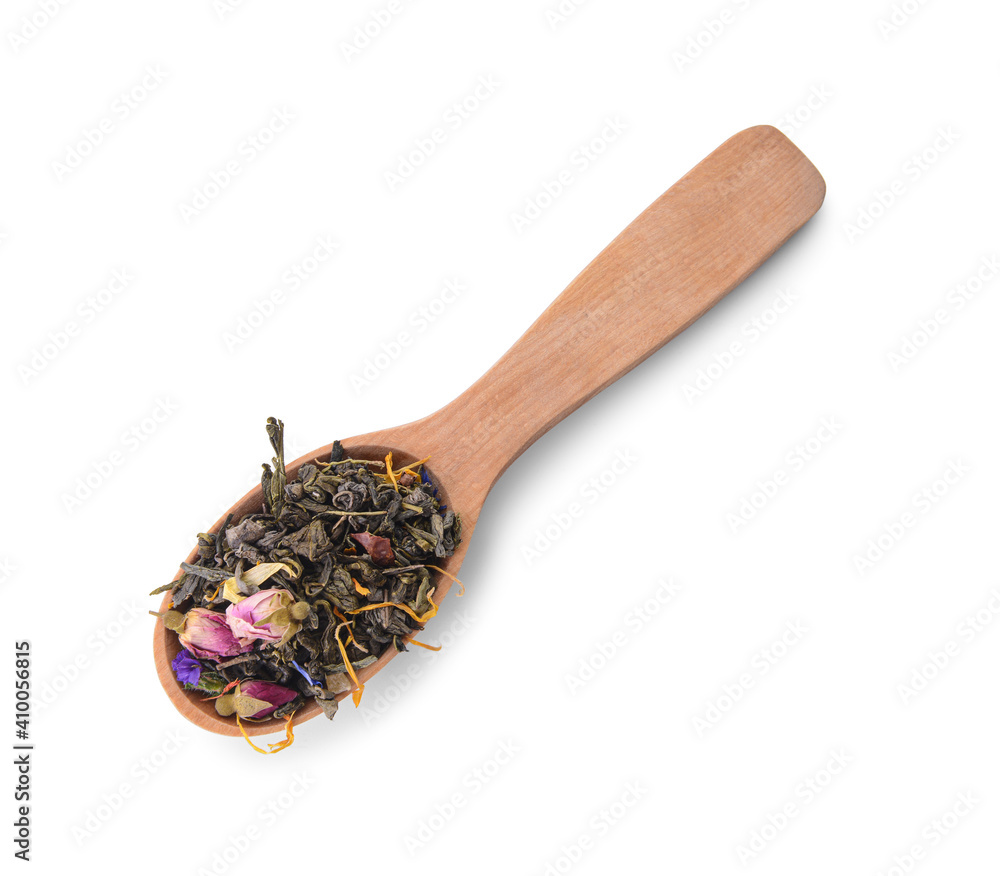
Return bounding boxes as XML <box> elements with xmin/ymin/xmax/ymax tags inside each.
<box><xmin>3</xmin><ymin>0</ymin><xmax>999</xmax><ymax>873</ymax></box>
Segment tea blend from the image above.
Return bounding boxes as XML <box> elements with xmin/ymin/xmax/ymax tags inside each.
<box><xmin>152</xmin><ymin>417</ymin><xmax>461</xmax><ymax>752</ymax></box>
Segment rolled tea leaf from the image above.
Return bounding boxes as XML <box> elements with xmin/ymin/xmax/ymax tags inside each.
<box><xmin>155</xmin><ymin>417</ymin><xmax>462</xmax><ymax>739</ymax></box>
<box><xmin>265</xmin><ymin>417</ymin><xmax>286</xmax><ymax>516</ymax></box>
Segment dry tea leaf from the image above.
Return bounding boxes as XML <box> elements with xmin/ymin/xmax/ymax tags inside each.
<box><xmin>160</xmin><ymin>417</ymin><xmax>462</xmax><ymax>742</ymax></box>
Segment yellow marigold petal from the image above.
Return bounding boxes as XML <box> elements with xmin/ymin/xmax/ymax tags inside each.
<box><xmin>385</xmin><ymin>452</ymin><xmax>398</xmax><ymax>492</ymax></box>
<box><xmin>400</xmin><ymin>456</ymin><xmax>431</xmax><ymax>478</ymax></box>
<box><xmin>336</xmin><ymin>624</ymin><xmax>364</xmax><ymax>706</ymax></box>
<box><xmin>424</xmin><ymin>564</ymin><xmax>464</xmax><ymax>596</ymax></box>
<box><xmin>267</xmin><ymin>712</ymin><xmax>296</xmax><ymax>753</ymax></box>
<box><xmin>236</xmin><ymin>709</ymin><xmax>296</xmax><ymax>754</ymax></box>
<box><xmin>236</xmin><ymin>714</ymin><xmax>271</xmax><ymax>754</ymax></box>
<box><xmin>348</xmin><ymin>591</ymin><xmax>438</xmax><ymax>624</ymax></box>
<box><xmin>406</xmin><ymin>636</ymin><xmax>442</xmax><ymax>652</ymax></box>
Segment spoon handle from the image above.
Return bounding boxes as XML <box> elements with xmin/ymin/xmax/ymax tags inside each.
<box><xmin>430</xmin><ymin>125</ymin><xmax>825</xmax><ymax>498</ymax></box>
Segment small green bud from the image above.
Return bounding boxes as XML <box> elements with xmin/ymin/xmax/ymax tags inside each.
<box><xmin>163</xmin><ymin>610</ymin><xmax>186</xmax><ymax>632</ymax></box>
<box><xmin>262</xmin><ymin>607</ymin><xmax>290</xmax><ymax>627</ymax></box>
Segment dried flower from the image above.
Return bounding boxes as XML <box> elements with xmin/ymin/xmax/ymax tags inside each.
<box><xmin>225</xmin><ymin>588</ymin><xmax>310</xmax><ymax>648</ymax></box>
<box><xmin>171</xmin><ymin>649</ymin><xmax>202</xmax><ymax>686</ymax></box>
<box><xmin>221</xmin><ymin>561</ymin><xmax>296</xmax><ymax>604</ymax></box>
<box><xmin>291</xmin><ymin>660</ymin><xmax>320</xmax><ymax>687</ymax></box>
<box><xmin>214</xmin><ymin>680</ymin><xmax>298</xmax><ymax>719</ymax></box>
<box><xmin>350</xmin><ymin>531</ymin><xmax>394</xmax><ymax>566</ymax></box>
<box><xmin>178</xmin><ymin>608</ymin><xmax>251</xmax><ymax>660</ymax></box>
<box><xmin>154</xmin><ymin>417</ymin><xmax>461</xmax><ymax>753</ymax></box>
<box><xmin>240</xmin><ymin>680</ymin><xmax>298</xmax><ymax>718</ymax></box>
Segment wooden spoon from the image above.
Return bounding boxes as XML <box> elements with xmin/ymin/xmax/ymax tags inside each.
<box><xmin>154</xmin><ymin>125</ymin><xmax>825</xmax><ymax>737</ymax></box>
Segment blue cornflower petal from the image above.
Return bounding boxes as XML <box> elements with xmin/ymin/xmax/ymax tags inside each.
<box><xmin>291</xmin><ymin>660</ymin><xmax>320</xmax><ymax>687</ymax></box>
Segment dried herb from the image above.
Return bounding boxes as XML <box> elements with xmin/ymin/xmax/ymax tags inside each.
<box><xmin>153</xmin><ymin>417</ymin><xmax>461</xmax><ymax>751</ymax></box>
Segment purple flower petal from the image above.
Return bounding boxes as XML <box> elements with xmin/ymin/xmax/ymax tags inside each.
<box><xmin>171</xmin><ymin>649</ymin><xmax>202</xmax><ymax>686</ymax></box>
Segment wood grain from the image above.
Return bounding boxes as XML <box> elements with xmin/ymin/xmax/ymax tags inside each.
<box><xmin>155</xmin><ymin>125</ymin><xmax>825</xmax><ymax>737</ymax></box>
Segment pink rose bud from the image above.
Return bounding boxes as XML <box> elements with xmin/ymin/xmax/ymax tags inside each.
<box><xmin>225</xmin><ymin>588</ymin><xmax>295</xmax><ymax>646</ymax></box>
<box><xmin>240</xmin><ymin>681</ymin><xmax>299</xmax><ymax>718</ymax></box>
<box><xmin>178</xmin><ymin>608</ymin><xmax>251</xmax><ymax>660</ymax></box>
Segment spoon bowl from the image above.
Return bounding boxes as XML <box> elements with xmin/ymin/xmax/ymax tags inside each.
<box><xmin>154</xmin><ymin>125</ymin><xmax>826</xmax><ymax>737</ymax></box>
<box><xmin>155</xmin><ymin>440</ymin><xmax>470</xmax><ymax>736</ymax></box>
